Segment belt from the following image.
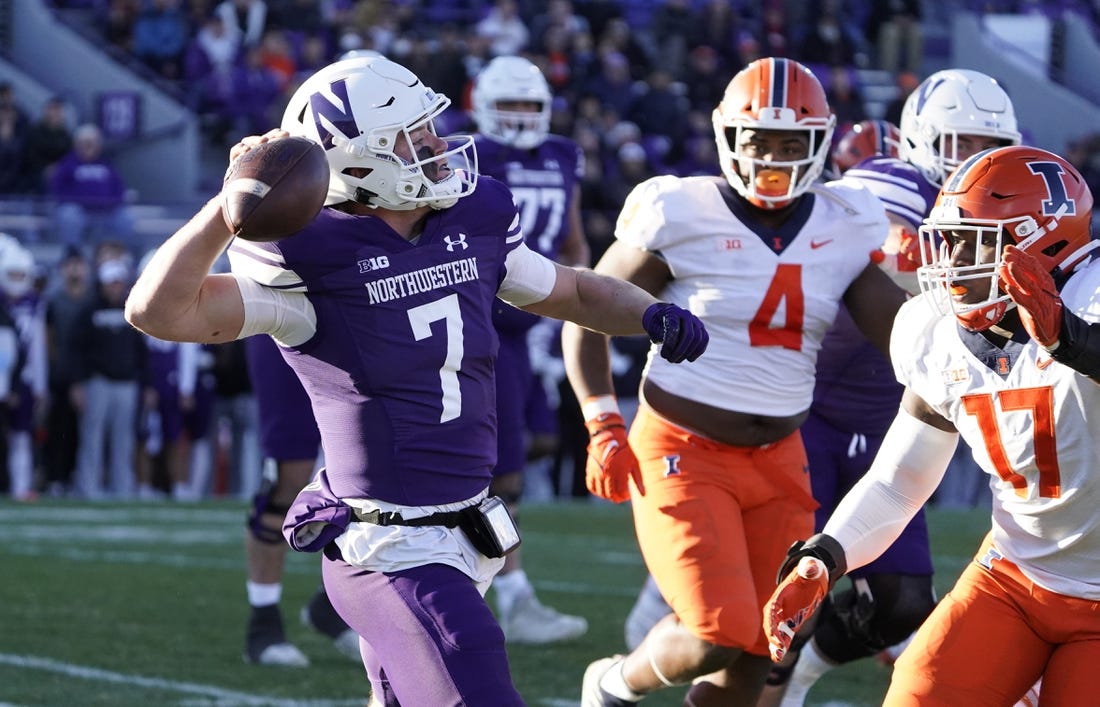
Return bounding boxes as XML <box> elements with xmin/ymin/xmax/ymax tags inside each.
<box><xmin>353</xmin><ymin>507</ymin><xmax>466</xmax><ymax>528</ymax></box>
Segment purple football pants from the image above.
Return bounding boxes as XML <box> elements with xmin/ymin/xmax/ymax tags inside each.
<box><xmin>801</xmin><ymin>409</ymin><xmax>933</xmax><ymax>577</ymax></box>
<box><xmin>322</xmin><ymin>545</ymin><xmax>525</xmax><ymax>706</ymax></box>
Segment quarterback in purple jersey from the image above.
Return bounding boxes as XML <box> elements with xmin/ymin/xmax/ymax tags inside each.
<box><xmin>472</xmin><ymin>55</ymin><xmax>591</xmax><ymax>644</ymax></box>
<box><xmin>126</xmin><ymin>55</ymin><xmax>708</xmax><ymax>706</ymax></box>
<box><xmin>763</xmin><ymin>69</ymin><xmax>1023</xmax><ymax>706</ymax></box>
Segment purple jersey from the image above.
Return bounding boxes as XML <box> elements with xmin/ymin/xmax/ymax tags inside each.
<box><xmin>844</xmin><ymin>156</ymin><xmax>939</xmax><ymax>231</ymax></box>
<box><xmin>812</xmin><ymin>158</ymin><xmax>940</xmax><ymax>433</ymax></box>
<box><xmin>476</xmin><ymin>134</ymin><xmax>583</xmax><ymax>335</ymax></box>
<box><xmin>229</xmin><ymin>177</ymin><xmax>523</xmax><ymax>506</ymax></box>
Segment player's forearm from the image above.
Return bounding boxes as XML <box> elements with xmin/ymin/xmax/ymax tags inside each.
<box><xmin>126</xmin><ymin>199</ymin><xmax>242</xmax><ymax>343</ymax></box>
<box><xmin>561</xmin><ymin>321</ymin><xmax>615</xmax><ymax>400</ymax></box>
<box><xmin>822</xmin><ymin>411</ymin><xmax>958</xmax><ymax>572</ymax></box>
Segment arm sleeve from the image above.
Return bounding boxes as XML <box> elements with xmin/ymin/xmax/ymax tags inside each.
<box><xmin>823</xmin><ymin>410</ymin><xmax>959</xmax><ymax>572</ymax></box>
<box><xmin>232</xmin><ymin>275</ymin><xmax>317</xmax><ymax>348</ymax></box>
<box><xmin>497</xmin><ymin>243</ymin><xmax>558</xmax><ymax>307</ymax></box>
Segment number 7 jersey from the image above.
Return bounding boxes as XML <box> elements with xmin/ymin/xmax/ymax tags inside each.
<box><xmin>228</xmin><ymin>178</ymin><xmax>528</xmax><ymax>507</ymax></box>
<box><xmin>892</xmin><ymin>259</ymin><xmax>1100</xmax><ymax>599</ymax></box>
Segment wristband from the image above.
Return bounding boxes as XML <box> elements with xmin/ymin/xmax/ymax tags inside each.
<box><xmin>581</xmin><ymin>394</ymin><xmax>620</xmax><ymax>421</ymax></box>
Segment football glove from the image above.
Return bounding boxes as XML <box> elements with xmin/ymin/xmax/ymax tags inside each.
<box><xmin>582</xmin><ymin>396</ymin><xmax>642</xmax><ymax>503</ymax></box>
<box><xmin>642</xmin><ymin>302</ymin><xmax>709</xmax><ymax>363</ymax></box>
<box><xmin>763</xmin><ymin>556</ymin><xmax>829</xmax><ymax>662</ymax></box>
<box><xmin>1000</xmin><ymin>245</ymin><xmax>1063</xmax><ymax>350</ymax></box>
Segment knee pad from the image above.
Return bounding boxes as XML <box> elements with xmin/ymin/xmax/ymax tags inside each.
<box><xmin>246</xmin><ymin>459</ymin><xmax>290</xmax><ymax>545</ymax></box>
<box><xmin>815</xmin><ymin>573</ymin><xmax>936</xmax><ymax>664</ymax></box>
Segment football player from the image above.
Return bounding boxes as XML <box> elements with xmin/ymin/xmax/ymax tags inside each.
<box><xmin>563</xmin><ymin>57</ymin><xmax>905</xmax><ymax>707</ymax></box>
<box><xmin>765</xmin><ymin>144</ymin><xmax>1100</xmax><ymax>706</ymax></box>
<box><xmin>830</xmin><ymin>119</ymin><xmax>901</xmax><ymax>177</ymax></box>
<box><xmin>125</xmin><ymin>55</ymin><xmax>708</xmax><ymax>706</ymax></box>
<box><xmin>761</xmin><ymin>69</ymin><xmax>1023</xmax><ymax>707</ymax></box>
<box><xmin>471</xmin><ymin>54</ymin><xmax>590</xmax><ymax>645</ymax></box>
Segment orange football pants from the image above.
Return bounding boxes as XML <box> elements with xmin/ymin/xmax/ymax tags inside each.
<box><xmin>627</xmin><ymin>405</ymin><xmax>817</xmax><ymax>653</ymax></box>
<box><xmin>887</xmin><ymin>534</ymin><xmax>1100</xmax><ymax>706</ymax></box>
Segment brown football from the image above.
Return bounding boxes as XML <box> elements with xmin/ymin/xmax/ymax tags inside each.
<box><xmin>221</xmin><ymin>136</ymin><xmax>329</xmax><ymax>242</ymax></box>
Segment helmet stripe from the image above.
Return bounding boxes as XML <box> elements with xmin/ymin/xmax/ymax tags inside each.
<box><xmin>772</xmin><ymin>58</ymin><xmax>788</xmax><ymax>108</ymax></box>
<box><xmin>943</xmin><ymin>149</ymin><xmax>991</xmax><ymax>192</ymax></box>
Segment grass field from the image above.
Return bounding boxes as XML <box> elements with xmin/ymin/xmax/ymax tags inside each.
<box><xmin>0</xmin><ymin>498</ymin><xmax>991</xmax><ymax>706</ymax></box>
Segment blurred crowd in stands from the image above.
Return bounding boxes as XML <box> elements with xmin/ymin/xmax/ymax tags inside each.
<box><xmin>1</xmin><ymin>0</ymin><xmax>1099</xmax><ymax>503</ymax></box>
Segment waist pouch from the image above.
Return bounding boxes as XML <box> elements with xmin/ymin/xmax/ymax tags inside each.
<box><xmin>355</xmin><ymin>496</ymin><xmax>521</xmax><ymax>559</ymax></box>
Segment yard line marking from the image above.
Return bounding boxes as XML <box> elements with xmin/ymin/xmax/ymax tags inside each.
<box><xmin>0</xmin><ymin>653</ymin><xmax>364</xmax><ymax>707</ymax></box>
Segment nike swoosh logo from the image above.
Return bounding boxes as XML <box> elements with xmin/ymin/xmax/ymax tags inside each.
<box><xmin>811</xmin><ymin>239</ymin><xmax>834</xmax><ymax>249</ymax></box>
<box><xmin>1037</xmin><ymin>357</ymin><xmax>1054</xmax><ymax>370</ymax></box>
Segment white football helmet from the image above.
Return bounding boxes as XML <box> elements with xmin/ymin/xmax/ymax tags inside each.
<box><xmin>900</xmin><ymin>69</ymin><xmax>1021</xmax><ymax>186</ymax></box>
<box><xmin>471</xmin><ymin>56</ymin><xmax>552</xmax><ymax>150</ymax></box>
<box><xmin>281</xmin><ymin>55</ymin><xmax>477</xmax><ymax>211</ymax></box>
<box><xmin>0</xmin><ymin>244</ymin><xmax>35</xmax><ymax>299</ymax></box>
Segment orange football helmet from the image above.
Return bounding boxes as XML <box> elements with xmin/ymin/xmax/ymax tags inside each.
<box><xmin>832</xmin><ymin>119</ymin><xmax>901</xmax><ymax>175</ymax></box>
<box><xmin>712</xmin><ymin>58</ymin><xmax>836</xmax><ymax>209</ymax></box>
<box><xmin>917</xmin><ymin>145</ymin><xmax>1097</xmax><ymax>331</ymax></box>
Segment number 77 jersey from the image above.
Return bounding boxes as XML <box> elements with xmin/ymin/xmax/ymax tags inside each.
<box><xmin>228</xmin><ymin>178</ymin><xmax>527</xmax><ymax>507</ymax></box>
<box><xmin>616</xmin><ymin>174</ymin><xmax>888</xmax><ymax>418</ymax></box>
<box><xmin>892</xmin><ymin>258</ymin><xmax>1100</xmax><ymax>599</ymax></box>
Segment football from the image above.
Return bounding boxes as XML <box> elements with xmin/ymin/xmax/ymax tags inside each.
<box><xmin>221</xmin><ymin>136</ymin><xmax>329</xmax><ymax>242</ymax></box>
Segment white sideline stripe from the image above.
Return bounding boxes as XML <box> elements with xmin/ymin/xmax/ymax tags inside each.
<box><xmin>0</xmin><ymin>653</ymin><xmax>364</xmax><ymax>707</ymax></box>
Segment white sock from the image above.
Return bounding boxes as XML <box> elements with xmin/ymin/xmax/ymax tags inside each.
<box><xmin>247</xmin><ymin>582</ymin><xmax>282</xmax><ymax>607</ymax></box>
<box><xmin>600</xmin><ymin>658</ymin><xmax>644</xmax><ymax>702</ymax></box>
<box><xmin>492</xmin><ymin>569</ymin><xmax>532</xmax><ymax>617</ymax></box>
<box><xmin>780</xmin><ymin>640</ymin><xmax>837</xmax><ymax>707</ymax></box>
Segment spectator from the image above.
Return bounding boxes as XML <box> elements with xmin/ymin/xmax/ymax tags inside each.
<box><xmin>49</xmin><ymin>124</ymin><xmax>136</xmax><ymax>255</ymax></box>
<box><xmin>225</xmin><ymin>47</ymin><xmax>283</xmax><ymax>142</ymax></box>
<box><xmin>826</xmin><ymin>66</ymin><xmax>867</xmax><ymax>135</ymax></box>
<box><xmin>581</xmin><ymin>50</ymin><xmax>635</xmax><ymax>121</ymax></box>
<box><xmin>867</xmin><ymin>0</ymin><xmax>922</xmax><ymax>74</ymax></box>
<box><xmin>43</xmin><ymin>246</ymin><xmax>93</xmax><ymax>498</ymax></box>
<box><xmin>529</xmin><ymin>0</ymin><xmax>590</xmax><ymax>54</ymax></box>
<box><xmin>71</xmin><ymin>258</ymin><xmax>145</xmax><ymax>500</ymax></box>
<box><xmin>130</xmin><ymin>0</ymin><xmax>191</xmax><ymax>79</ymax></box>
<box><xmin>208</xmin><ymin>337</ymin><xmax>260</xmax><ymax>499</ymax></box>
<box><xmin>650</xmin><ymin>0</ymin><xmax>694</xmax><ymax>71</ymax></box>
<box><xmin>215</xmin><ymin>0</ymin><xmax>268</xmax><ymax>48</ymax></box>
<box><xmin>475</xmin><ymin>0</ymin><xmax>529</xmax><ymax>56</ymax></box>
<box><xmin>23</xmin><ymin>97</ymin><xmax>73</xmax><ymax>195</ymax></box>
<box><xmin>799</xmin><ymin>0</ymin><xmax>865</xmax><ymax>67</ymax></box>
<box><xmin>627</xmin><ymin>68</ymin><xmax>689</xmax><ymax>145</ymax></box>
<box><xmin>0</xmin><ymin>83</ymin><xmax>29</xmax><ymax>194</ymax></box>
<box><xmin>256</xmin><ymin>29</ymin><xmax>297</xmax><ymax>90</ymax></box>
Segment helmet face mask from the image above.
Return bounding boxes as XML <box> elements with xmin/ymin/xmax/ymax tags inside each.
<box><xmin>900</xmin><ymin>69</ymin><xmax>1021</xmax><ymax>186</ymax></box>
<box><xmin>472</xmin><ymin>56</ymin><xmax>552</xmax><ymax>150</ymax></box>
<box><xmin>712</xmin><ymin>58</ymin><xmax>836</xmax><ymax>209</ymax></box>
<box><xmin>282</xmin><ymin>56</ymin><xmax>478</xmax><ymax>211</ymax></box>
<box><xmin>917</xmin><ymin>145</ymin><xmax>1097</xmax><ymax>331</ymax></box>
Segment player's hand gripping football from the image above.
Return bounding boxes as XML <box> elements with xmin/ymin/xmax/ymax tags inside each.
<box><xmin>763</xmin><ymin>556</ymin><xmax>829</xmax><ymax>662</ymax></box>
<box><xmin>642</xmin><ymin>302</ymin><xmax>709</xmax><ymax>363</ymax></box>
<box><xmin>1000</xmin><ymin>245</ymin><xmax>1063</xmax><ymax>349</ymax></box>
<box><xmin>582</xmin><ymin>400</ymin><xmax>643</xmax><ymax>503</ymax></box>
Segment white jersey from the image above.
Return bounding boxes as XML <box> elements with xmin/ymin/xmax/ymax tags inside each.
<box><xmin>893</xmin><ymin>259</ymin><xmax>1100</xmax><ymax>598</ymax></box>
<box><xmin>618</xmin><ymin>174</ymin><xmax>888</xmax><ymax>416</ymax></box>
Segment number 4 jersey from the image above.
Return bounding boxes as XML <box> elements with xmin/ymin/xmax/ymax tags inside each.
<box><xmin>618</xmin><ymin>174</ymin><xmax>888</xmax><ymax>417</ymax></box>
<box><xmin>228</xmin><ymin>177</ymin><xmax>556</xmax><ymax>507</ymax></box>
<box><xmin>893</xmin><ymin>258</ymin><xmax>1100</xmax><ymax>599</ymax></box>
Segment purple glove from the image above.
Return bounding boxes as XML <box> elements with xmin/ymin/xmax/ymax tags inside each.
<box><xmin>643</xmin><ymin>302</ymin><xmax>709</xmax><ymax>363</ymax></box>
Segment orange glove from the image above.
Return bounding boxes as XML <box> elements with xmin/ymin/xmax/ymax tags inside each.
<box><xmin>870</xmin><ymin>228</ymin><xmax>928</xmax><ymax>295</ymax></box>
<box><xmin>763</xmin><ymin>556</ymin><xmax>829</xmax><ymax>662</ymax></box>
<box><xmin>582</xmin><ymin>396</ymin><xmax>643</xmax><ymax>503</ymax></box>
<box><xmin>1000</xmin><ymin>245</ymin><xmax>1063</xmax><ymax>349</ymax></box>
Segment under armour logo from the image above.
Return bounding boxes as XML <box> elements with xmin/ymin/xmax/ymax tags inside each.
<box><xmin>444</xmin><ymin>233</ymin><xmax>468</xmax><ymax>252</ymax></box>
<box><xmin>663</xmin><ymin>455</ymin><xmax>681</xmax><ymax>477</ymax></box>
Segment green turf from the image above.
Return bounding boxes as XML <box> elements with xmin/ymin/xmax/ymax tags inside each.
<box><xmin>0</xmin><ymin>499</ymin><xmax>990</xmax><ymax>706</ymax></box>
